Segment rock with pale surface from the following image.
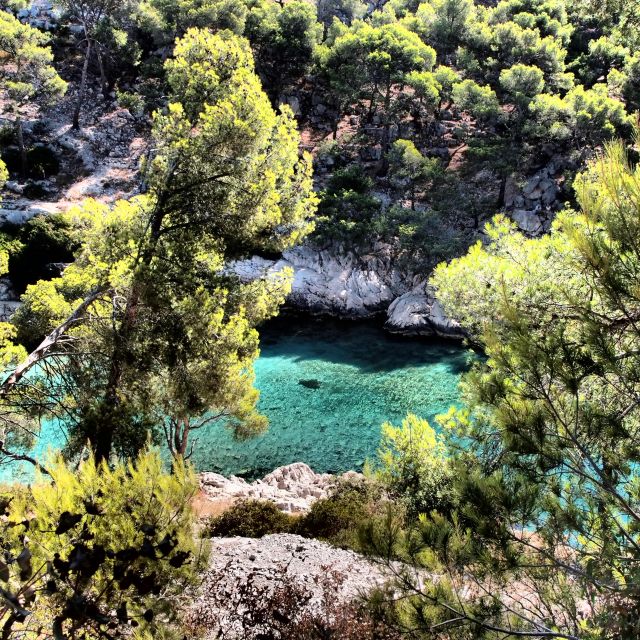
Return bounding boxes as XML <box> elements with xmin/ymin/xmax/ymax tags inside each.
<box><xmin>230</xmin><ymin>243</ymin><xmax>461</xmax><ymax>336</ymax></box>
<box><xmin>385</xmin><ymin>284</ymin><xmax>463</xmax><ymax>338</ymax></box>
<box><xmin>199</xmin><ymin>462</ymin><xmax>362</xmax><ymax>514</ymax></box>
<box><xmin>511</xmin><ymin>209</ymin><xmax>545</xmax><ymax>235</ymax></box>
<box><xmin>231</xmin><ymin>243</ymin><xmax>406</xmax><ymax>318</ymax></box>
<box><xmin>187</xmin><ymin>534</ymin><xmax>392</xmax><ymax>639</ymax></box>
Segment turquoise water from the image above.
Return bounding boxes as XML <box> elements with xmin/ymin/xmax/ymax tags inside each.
<box><xmin>2</xmin><ymin>316</ymin><xmax>472</xmax><ymax>481</ymax></box>
<box><xmin>190</xmin><ymin>315</ymin><xmax>471</xmax><ymax>478</ymax></box>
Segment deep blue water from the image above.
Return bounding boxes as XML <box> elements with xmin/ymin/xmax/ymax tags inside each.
<box><xmin>2</xmin><ymin>316</ymin><xmax>472</xmax><ymax>481</ymax></box>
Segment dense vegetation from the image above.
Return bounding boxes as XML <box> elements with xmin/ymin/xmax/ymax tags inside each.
<box><xmin>0</xmin><ymin>0</ymin><xmax>639</xmax><ymax>636</ymax></box>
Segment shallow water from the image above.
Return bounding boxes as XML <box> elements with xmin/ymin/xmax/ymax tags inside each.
<box><xmin>190</xmin><ymin>315</ymin><xmax>472</xmax><ymax>478</ymax></box>
<box><xmin>2</xmin><ymin>315</ymin><xmax>472</xmax><ymax>481</ymax></box>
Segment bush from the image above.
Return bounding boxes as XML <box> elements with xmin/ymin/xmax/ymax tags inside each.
<box><xmin>116</xmin><ymin>89</ymin><xmax>146</xmax><ymax>116</ymax></box>
<box><xmin>297</xmin><ymin>477</ymin><xmax>387</xmax><ymax>549</ymax></box>
<box><xmin>0</xmin><ymin>450</ymin><xmax>201</xmax><ymax>639</ymax></box>
<box><xmin>204</xmin><ymin>499</ymin><xmax>297</xmax><ymax>538</ymax></box>
<box><xmin>1</xmin><ymin>145</ymin><xmax>59</xmax><ymax>179</ymax></box>
<box><xmin>8</xmin><ymin>213</ymin><xmax>76</xmax><ymax>295</ymax></box>
<box><xmin>27</xmin><ymin>144</ymin><xmax>60</xmax><ymax>179</ymax></box>
<box><xmin>314</xmin><ymin>165</ymin><xmax>384</xmax><ymax>242</ymax></box>
<box><xmin>203</xmin><ymin>479</ymin><xmax>389</xmax><ymax>550</ymax></box>
<box><xmin>376</xmin><ymin>413</ymin><xmax>456</xmax><ymax>519</ymax></box>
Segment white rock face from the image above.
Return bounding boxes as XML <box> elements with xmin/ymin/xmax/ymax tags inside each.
<box><xmin>385</xmin><ymin>284</ymin><xmax>463</xmax><ymax>338</ymax></box>
<box><xmin>187</xmin><ymin>534</ymin><xmax>392</xmax><ymax>639</ymax></box>
<box><xmin>231</xmin><ymin>243</ymin><xmax>462</xmax><ymax>335</ymax></box>
<box><xmin>511</xmin><ymin>209</ymin><xmax>545</xmax><ymax>235</ymax></box>
<box><xmin>232</xmin><ymin>243</ymin><xmax>405</xmax><ymax>317</ymax></box>
<box><xmin>199</xmin><ymin>462</ymin><xmax>362</xmax><ymax>514</ymax></box>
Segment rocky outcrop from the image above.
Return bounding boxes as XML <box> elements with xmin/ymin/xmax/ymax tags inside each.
<box><xmin>0</xmin><ymin>278</ymin><xmax>21</xmax><ymax>321</ymax></box>
<box><xmin>187</xmin><ymin>534</ymin><xmax>392</xmax><ymax>639</ymax></box>
<box><xmin>231</xmin><ymin>243</ymin><xmax>461</xmax><ymax>336</ymax></box>
<box><xmin>505</xmin><ymin>160</ymin><xmax>568</xmax><ymax>237</ymax></box>
<box><xmin>232</xmin><ymin>243</ymin><xmax>405</xmax><ymax>318</ymax></box>
<box><xmin>199</xmin><ymin>462</ymin><xmax>362</xmax><ymax>514</ymax></box>
<box><xmin>385</xmin><ymin>283</ymin><xmax>463</xmax><ymax>338</ymax></box>
<box><xmin>17</xmin><ymin>0</ymin><xmax>60</xmax><ymax>31</ymax></box>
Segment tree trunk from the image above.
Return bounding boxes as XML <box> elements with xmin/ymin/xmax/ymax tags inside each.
<box><xmin>93</xmin><ymin>196</ymin><xmax>170</xmax><ymax>462</ymax></box>
<box><xmin>497</xmin><ymin>174</ymin><xmax>507</xmax><ymax>209</ymax></box>
<box><xmin>73</xmin><ymin>38</ymin><xmax>92</xmax><ymax>131</ymax></box>
<box><xmin>95</xmin><ymin>45</ymin><xmax>110</xmax><ymax>99</ymax></box>
<box><xmin>16</xmin><ymin>118</ymin><xmax>27</xmax><ymax>179</ymax></box>
<box><xmin>94</xmin><ymin>284</ymin><xmax>140</xmax><ymax>462</ymax></box>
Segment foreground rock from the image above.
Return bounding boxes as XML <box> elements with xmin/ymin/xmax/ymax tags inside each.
<box><xmin>199</xmin><ymin>462</ymin><xmax>362</xmax><ymax>514</ymax></box>
<box><xmin>186</xmin><ymin>534</ymin><xmax>391</xmax><ymax>639</ymax></box>
<box><xmin>231</xmin><ymin>243</ymin><xmax>462</xmax><ymax>337</ymax></box>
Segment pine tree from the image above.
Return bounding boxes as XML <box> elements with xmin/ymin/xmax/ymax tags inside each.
<box><xmin>5</xmin><ymin>29</ymin><xmax>316</xmax><ymax>463</ymax></box>
<box><xmin>368</xmin><ymin>142</ymin><xmax>640</xmax><ymax>639</ymax></box>
<box><xmin>0</xmin><ymin>11</ymin><xmax>66</xmax><ymax>176</ymax></box>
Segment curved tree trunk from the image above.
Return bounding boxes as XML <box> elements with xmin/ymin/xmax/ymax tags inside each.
<box><xmin>95</xmin><ymin>45</ymin><xmax>110</xmax><ymax>99</ymax></box>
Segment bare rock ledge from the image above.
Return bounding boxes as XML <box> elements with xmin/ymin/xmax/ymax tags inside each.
<box><xmin>187</xmin><ymin>533</ymin><xmax>393</xmax><ymax>640</ymax></box>
<box><xmin>230</xmin><ymin>243</ymin><xmax>463</xmax><ymax>338</ymax></box>
<box><xmin>199</xmin><ymin>462</ymin><xmax>362</xmax><ymax>514</ymax></box>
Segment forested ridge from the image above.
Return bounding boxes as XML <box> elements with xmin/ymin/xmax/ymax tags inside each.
<box><xmin>0</xmin><ymin>0</ymin><xmax>639</xmax><ymax>637</ymax></box>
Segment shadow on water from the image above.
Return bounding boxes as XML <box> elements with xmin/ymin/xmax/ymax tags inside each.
<box><xmin>260</xmin><ymin>313</ymin><xmax>473</xmax><ymax>375</ymax></box>
<box><xmin>2</xmin><ymin>313</ymin><xmax>476</xmax><ymax>482</ymax></box>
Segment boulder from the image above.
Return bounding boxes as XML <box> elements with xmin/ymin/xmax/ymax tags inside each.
<box><xmin>385</xmin><ymin>285</ymin><xmax>463</xmax><ymax>338</ymax></box>
<box><xmin>280</xmin><ymin>94</ymin><xmax>302</xmax><ymax>116</ymax></box>
<box><xmin>512</xmin><ymin>209</ymin><xmax>544</xmax><ymax>235</ymax></box>
<box><xmin>522</xmin><ymin>175</ymin><xmax>541</xmax><ymax>196</ymax></box>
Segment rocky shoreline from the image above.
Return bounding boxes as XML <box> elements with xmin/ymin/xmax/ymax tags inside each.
<box><xmin>231</xmin><ymin>242</ymin><xmax>463</xmax><ymax>339</ymax></box>
<box><xmin>199</xmin><ymin>462</ymin><xmax>362</xmax><ymax>514</ymax></box>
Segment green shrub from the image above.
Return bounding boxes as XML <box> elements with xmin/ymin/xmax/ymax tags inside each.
<box><xmin>27</xmin><ymin>144</ymin><xmax>60</xmax><ymax>178</ymax></box>
<box><xmin>1</xmin><ymin>145</ymin><xmax>59</xmax><ymax>179</ymax></box>
<box><xmin>116</xmin><ymin>89</ymin><xmax>146</xmax><ymax>116</ymax></box>
<box><xmin>376</xmin><ymin>413</ymin><xmax>456</xmax><ymax>519</ymax></box>
<box><xmin>0</xmin><ymin>450</ymin><xmax>201</xmax><ymax>639</ymax></box>
<box><xmin>204</xmin><ymin>499</ymin><xmax>297</xmax><ymax>538</ymax></box>
<box><xmin>314</xmin><ymin>165</ymin><xmax>384</xmax><ymax>243</ymax></box>
<box><xmin>297</xmin><ymin>477</ymin><xmax>387</xmax><ymax>549</ymax></box>
<box><xmin>8</xmin><ymin>213</ymin><xmax>76</xmax><ymax>296</ymax></box>
<box><xmin>203</xmin><ymin>480</ymin><xmax>389</xmax><ymax>550</ymax></box>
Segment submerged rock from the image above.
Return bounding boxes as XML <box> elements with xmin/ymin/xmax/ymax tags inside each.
<box><xmin>298</xmin><ymin>379</ymin><xmax>321</xmax><ymax>389</ymax></box>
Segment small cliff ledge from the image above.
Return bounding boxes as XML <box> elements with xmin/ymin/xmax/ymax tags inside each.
<box><xmin>187</xmin><ymin>534</ymin><xmax>391</xmax><ymax>640</ymax></box>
